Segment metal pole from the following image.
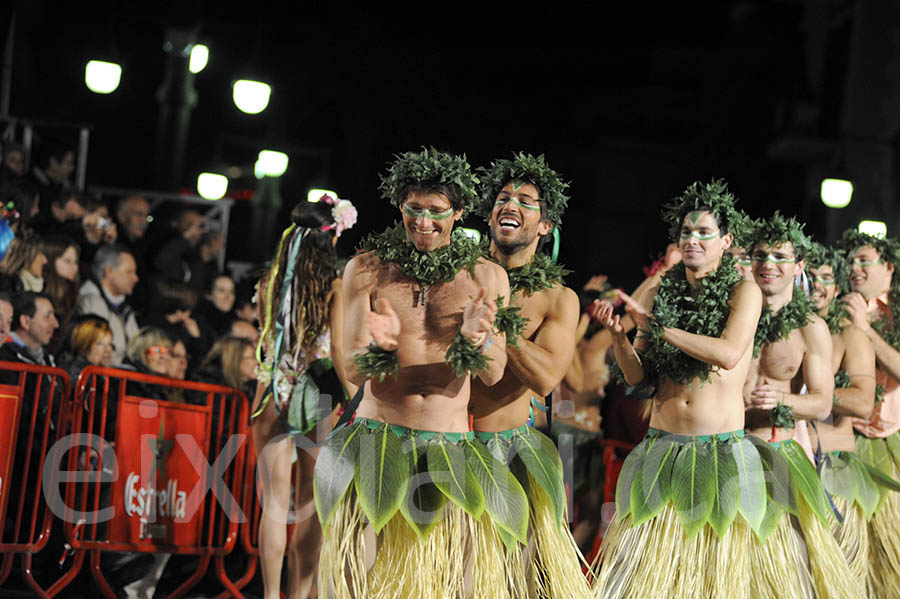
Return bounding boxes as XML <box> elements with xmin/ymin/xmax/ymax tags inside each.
<box><xmin>76</xmin><ymin>127</ymin><xmax>89</xmax><ymax>191</ymax></box>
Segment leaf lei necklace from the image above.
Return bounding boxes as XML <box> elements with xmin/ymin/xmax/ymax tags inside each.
<box><xmin>642</xmin><ymin>253</ymin><xmax>742</xmax><ymax>386</ymax></box>
<box><xmin>484</xmin><ymin>241</ymin><xmax>570</xmax><ymax>295</ymax></box>
<box><xmin>870</xmin><ymin>283</ymin><xmax>900</xmax><ymax>350</ymax></box>
<box><xmin>824</xmin><ymin>300</ymin><xmax>849</xmax><ymax>335</ymax></box>
<box><xmin>752</xmin><ymin>289</ymin><xmax>815</xmax><ymax>358</ymax></box>
<box><xmin>359</xmin><ymin>222</ymin><xmax>482</xmax><ymax>306</ymax></box>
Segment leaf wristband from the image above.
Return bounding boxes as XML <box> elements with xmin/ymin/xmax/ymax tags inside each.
<box><xmin>445</xmin><ymin>331</ymin><xmax>490</xmax><ymax>377</ymax></box>
<box><xmin>353</xmin><ymin>343</ymin><xmax>400</xmax><ymax>382</ymax></box>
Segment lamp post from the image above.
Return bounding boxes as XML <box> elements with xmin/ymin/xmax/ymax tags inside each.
<box><xmin>154</xmin><ymin>28</ymin><xmax>199</xmax><ymax>190</ymax></box>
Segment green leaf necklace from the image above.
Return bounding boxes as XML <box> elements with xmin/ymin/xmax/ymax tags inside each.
<box><xmin>752</xmin><ymin>289</ymin><xmax>815</xmax><ymax>358</ymax></box>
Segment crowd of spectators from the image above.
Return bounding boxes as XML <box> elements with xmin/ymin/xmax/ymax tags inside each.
<box><xmin>0</xmin><ymin>135</ymin><xmax>260</xmax><ymax>401</ymax></box>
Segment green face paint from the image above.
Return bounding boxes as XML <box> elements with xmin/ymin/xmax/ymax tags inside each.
<box><xmin>813</xmin><ymin>275</ymin><xmax>836</xmax><ymax>286</ymax></box>
<box><xmin>679</xmin><ymin>230</ymin><xmax>719</xmax><ymax>241</ymax></box>
<box><xmin>737</xmin><ymin>257</ymin><xmax>752</xmax><ymax>266</ymax></box>
<box><xmin>852</xmin><ymin>257</ymin><xmax>882</xmax><ymax>267</ymax></box>
<box><xmin>686</xmin><ymin>211</ymin><xmax>707</xmax><ymax>226</ymax></box>
<box><xmin>495</xmin><ymin>195</ymin><xmax>541</xmax><ymax>212</ymax></box>
<box><xmin>403</xmin><ymin>204</ymin><xmax>454</xmax><ymax>221</ymax></box>
<box><xmin>510</xmin><ymin>179</ymin><xmax>525</xmax><ymax>192</ymax></box>
<box><xmin>750</xmin><ymin>252</ymin><xmax>796</xmax><ymax>264</ymax></box>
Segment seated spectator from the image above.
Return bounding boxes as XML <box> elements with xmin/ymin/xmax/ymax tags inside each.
<box><xmin>115</xmin><ymin>195</ymin><xmax>152</xmax><ymax>311</ymax></box>
<box><xmin>233</xmin><ymin>276</ymin><xmax>258</xmax><ymax>325</ymax></box>
<box><xmin>229</xmin><ymin>318</ymin><xmax>259</xmax><ymax>347</ymax></box>
<box><xmin>77</xmin><ymin>245</ymin><xmax>139</xmax><ymax>365</ymax></box>
<box><xmin>194</xmin><ymin>274</ymin><xmax>235</xmax><ymax>338</ymax></box>
<box><xmin>121</xmin><ymin>327</ymin><xmax>173</xmax><ymax>394</ymax></box>
<box><xmin>196</xmin><ymin>336</ymin><xmax>257</xmax><ymax>397</ymax></box>
<box><xmin>29</xmin><ymin>188</ymin><xmax>87</xmax><ymax>236</ymax></box>
<box><xmin>2</xmin><ymin>139</ymin><xmax>24</xmax><ymax>177</ymax></box>
<box><xmin>41</xmin><ymin>235</ymin><xmax>81</xmax><ymax>340</ymax></box>
<box><xmin>76</xmin><ymin>195</ymin><xmax>118</xmax><ymax>271</ymax></box>
<box><xmin>141</xmin><ymin>279</ymin><xmax>211</xmax><ymax>370</ymax></box>
<box><xmin>167</xmin><ymin>336</ymin><xmax>190</xmax><ymax>381</ymax></box>
<box><xmin>0</xmin><ymin>230</ymin><xmax>46</xmax><ymax>294</ymax></box>
<box><xmin>153</xmin><ymin>208</ymin><xmax>206</xmax><ymax>283</ymax></box>
<box><xmin>0</xmin><ymin>292</ymin><xmax>59</xmax><ymax>368</ymax></box>
<box><xmin>58</xmin><ymin>315</ymin><xmax>114</xmax><ymax>385</ymax></box>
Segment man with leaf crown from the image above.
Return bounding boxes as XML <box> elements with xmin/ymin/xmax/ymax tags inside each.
<box><xmin>743</xmin><ymin>214</ymin><xmax>856</xmax><ymax>599</ymax></box>
<box><xmin>805</xmin><ymin>240</ymin><xmax>896</xmax><ymax>598</ymax></box>
<box><xmin>837</xmin><ymin>229</ymin><xmax>900</xmax><ymax>597</ymax></box>
<box><xmin>467</xmin><ymin>152</ymin><xmax>590</xmax><ymax>597</ymax></box>
<box><xmin>313</xmin><ymin>148</ymin><xmax>516</xmax><ymax>598</ymax></box>
<box><xmin>592</xmin><ymin>179</ymin><xmax>769</xmax><ymax>599</ymax></box>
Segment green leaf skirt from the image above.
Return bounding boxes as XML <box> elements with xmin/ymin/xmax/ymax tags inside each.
<box><xmin>314</xmin><ymin>417</ymin><xmax>533</xmax><ymax>599</ymax></box>
<box><xmin>473</xmin><ymin>424</ymin><xmax>593</xmax><ymax>598</ymax></box>
<box><xmin>853</xmin><ymin>431</ymin><xmax>900</xmax><ymax>598</ymax></box>
<box><xmin>594</xmin><ymin>429</ymin><xmax>858</xmax><ymax>599</ymax></box>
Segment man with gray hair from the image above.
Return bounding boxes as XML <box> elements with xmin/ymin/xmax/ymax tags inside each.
<box><xmin>76</xmin><ymin>244</ymin><xmax>139</xmax><ymax>364</ymax></box>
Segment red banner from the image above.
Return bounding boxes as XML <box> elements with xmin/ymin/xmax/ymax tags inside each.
<box><xmin>0</xmin><ymin>387</ymin><xmax>21</xmax><ymax>525</ymax></box>
<box><xmin>108</xmin><ymin>397</ymin><xmax>210</xmax><ymax>547</ymax></box>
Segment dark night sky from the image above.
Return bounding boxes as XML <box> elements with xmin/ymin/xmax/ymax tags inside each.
<box><xmin>2</xmin><ymin>2</ymin><xmax>851</xmax><ymax>292</ymax></box>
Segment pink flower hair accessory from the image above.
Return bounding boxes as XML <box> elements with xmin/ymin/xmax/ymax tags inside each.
<box><xmin>318</xmin><ymin>194</ymin><xmax>358</xmax><ymax>238</ymax></box>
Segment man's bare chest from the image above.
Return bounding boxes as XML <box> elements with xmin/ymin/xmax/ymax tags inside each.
<box><xmin>512</xmin><ymin>289</ymin><xmax>553</xmax><ymax>340</ymax></box>
<box><xmin>757</xmin><ymin>330</ymin><xmax>806</xmax><ymax>382</ymax></box>
<box><xmin>374</xmin><ymin>275</ymin><xmax>480</xmax><ymax>336</ymax></box>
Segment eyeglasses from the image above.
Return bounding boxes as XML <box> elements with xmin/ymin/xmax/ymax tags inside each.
<box><xmin>147</xmin><ymin>346</ymin><xmax>170</xmax><ymax>356</ymax></box>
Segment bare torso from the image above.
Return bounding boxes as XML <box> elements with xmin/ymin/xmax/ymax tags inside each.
<box><xmin>469</xmin><ymin>285</ymin><xmax>558</xmax><ymax>430</ymax></box>
<box><xmin>811</xmin><ymin>330</ymin><xmax>856</xmax><ymax>452</ymax></box>
<box><xmin>744</xmin><ymin>329</ymin><xmax>806</xmax><ymax>442</ymax></box>
<box><xmin>351</xmin><ymin>252</ymin><xmax>506</xmax><ymax>433</ymax></box>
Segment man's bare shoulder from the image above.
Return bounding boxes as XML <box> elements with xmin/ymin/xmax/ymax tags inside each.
<box><xmin>840</xmin><ymin>322</ymin><xmax>870</xmax><ymax>347</ymax></box>
<box><xmin>801</xmin><ymin>313</ymin><xmax>832</xmax><ymax>345</ymax></box>
<box><xmin>550</xmin><ymin>284</ymin><xmax>579</xmax><ymax>312</ymax></box>
<box><xmin>726</xmin><ymin>279</ymin><xmax>762</xmax><ymax>309</ymax></box>
<box><xmin>473</xmin><ymin>257</ymin><xmax>508</xmax><ymax>286</ymax></box>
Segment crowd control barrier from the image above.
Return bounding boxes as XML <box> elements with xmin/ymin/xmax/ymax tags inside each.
<box><xmin>586</xmin><ymin>438</ymin><xmax>636</xmax><ymax>567</ymax></box>
<box><xmin>0</xmin><ymin>360</ymin><xmax>72</xmax><ymax>599</ymax></box>
<box><xmin>47</xmin><ymin>365</ymin><xmax>250</xmax><ymax>599</ymax></box>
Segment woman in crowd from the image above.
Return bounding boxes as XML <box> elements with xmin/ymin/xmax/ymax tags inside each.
<box><xmin>0</xmin><ymin>230</ymin><xmax>46</xmax><ymax>293</ymax></box>
<box><xmin>122</xmin><ymin>327</ymin><xmax>173</xmax><ymax>394</ymax></box>
<box><xmin>41</xmin><ymin>235</ymin><xmax>81</xmax><ymax>342</ymax></box>
<box><xmin>195</xmin><ymin>274</ymin><xmax>236</xmax><ymax>338</ymax></box>
<box><xmin>197</xmin><ymin>336</ymin><xmax>257</xmax><ymax>397</ymax></box>
<box><xmin>142</xmin><ymin>278</ymin><xmax>211</xmax><ymax>370</ymax></box>
<box><xmin>252</xmin><ymin>196</ymin><xmax>356</xmax><ymax>599</ymax></box>
<box><xmin>59</xmin><ymin>315</ymin><xmax>114</xmax><ymax>383</ymax></box>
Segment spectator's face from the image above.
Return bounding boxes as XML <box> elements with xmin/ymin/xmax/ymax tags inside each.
<box><xmin>104</xmin><ymin>253</ymin><xmax>138</xmax><ymax>296</ymax></box>
<box><xmin>119</xmin><ymin>197</ymin><xmax>150</xmax><ymax>240</ymax></box>
<box><xmin>0</xmin><ymin>299</ymin><xmax>12</xmax><ymax>341</ymax></box>
<box><xmin>62</xmin><ymin>196</ymin><xmax>86</xmax><ymax>221</ymax></box>
<box><xmin>86</xmin><ymin>332</ymin><xmax>114</xmax><ymax>367</ymax></box>
<box><xmin>47</xmin><ymin>152</ymin><xmax>75</xmax><ymax>183</ymax></box>
<box><xmin>28</xmin><ymin>251</ymin><xmax>48</xmax><ymax>278</ymax></box>
<box><xmin>239</xmin><ymin>344</ymin><xmax>257</xmax><ymax>383</ymax></box>
<box><xmin>145</xmin><ymin>343</ymin><xmax>171</xmax><ymax>375</ymax></box>
<box><xmin>4</xmin><ymin>150</ymin><xmax>23</xmax><ymax>175</ymax></box>
<box><xmin>168</xmin><ymin>341</ymin><xmax>188</xmax><ymax>380</ymax></box>
<box><xmin>55</xmin><ymin>246</ymin><xmax>79</xmax><ymax>281</ymax></box>
<box><xmin>230</xmin><ymin>320</ymin><xmax>259</xmax><ymax>346</ymax></box>
<box><xmin>23</xmin><ymin>298</ymin><xmax>58</xmax><ymax>347</ymax></box>
<box><xmin>208</xmin><ymin>276</ymin><xmax>235</xmax><ymax>312</ymax></box>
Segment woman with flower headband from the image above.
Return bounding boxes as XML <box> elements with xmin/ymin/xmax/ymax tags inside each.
<box><xmin>251</xmin><ymin>195</ymin><xmax>357</xmax><ymax>599</ymax></box>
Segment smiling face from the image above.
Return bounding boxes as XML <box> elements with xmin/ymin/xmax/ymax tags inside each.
<box><xmin>55</xmin><ymin>246</ymin><xmax>80</xmax><ymax>282</ymax></box>
<box><xmin>208</xmin><ymin>276</ymin><xmax>235</xmax><ymax>312</ymax></box>
<box><xmin>678</xmin><ymin>211</ymin><xmax>732</xmax><ymax>273</ymax></box>
<box><xmin>808</xmin><ymin>263</ymin><xmax>839</xmax><ymax>314</ymax></box>
<box><xmin>401</xmin><ymin>191</ymin><xmax>462</xmax><ymax>252</ymax></box>
<box><xmin>86</xmin><ymin>331</ymin><xmax>114</xmax><ymax>367</ymax></box>
<box><xmin>489</xmin><ymin>181</ymin><xmax>551</xmax><ymax>256</ymax></box>
<box><xmin>750</xmin><ymin>241</ymin><xmax>804</xmax><ymax>299</ymax></box>
<box><xmin>726</xmin><ymin>245</ymin><xmax>753</xmax><ymax>280</ymax></box>
<box><xmin>849</xmin><ymin>245</ymin><xmax>894</xmax><ymax>300</ymax></box>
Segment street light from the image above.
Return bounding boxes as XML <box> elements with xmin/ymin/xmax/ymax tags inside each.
<box><xmin>459</xmin><ymin>228</ymin><xmax>481</xmax><ymax>243</ymax></box>
<box><xmin>308</xmin><ymin>188</ymin><xmax>338</xmax><ymax>203</ymax></box>
<box><xmin>255</xmin><ymin>150</ymin><xmax>289</xmax><ymax>178</ymax></box>
<box><xmin>197</xmin><ymin>173</ymin><xmax>228</xmax><ymax>200</ymax></box>
<box><xmin>189</xmin><ymin>44</ymin><xmax>209</xmax><ymax>74</ymax></box>
<box><xmin>820</xmin><ymin>178</ymin><xmax>853</xmax><ymax>208</ymax></box>
<box><xmin>858</xmin><ymin>220</ymin><xmax>887</xmax><ymax>238</ymax></box>
<box><xmin>232</xmin><ymin>80</ymin><xmax>270</xmax><ymax>114</ymax></box>
<box><xmin>85</xmin><ymin>60</ymin><xmax>122</xmax><ymax>94</ymax></box>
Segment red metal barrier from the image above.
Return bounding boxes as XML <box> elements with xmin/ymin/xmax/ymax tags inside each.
<box><xmin>48</xmin><ymin>365</ymin><xmax>250</xmax><ymax>599</ymax></box>
<box><xmin>0</xmin><ymin>360</ymin><xmax>72</xmax><ymax>599</ymax></box>
<box><xmin>587</xmin><ymin>438</ymin><xmax>636</xmax><ymax>567</ymax></box>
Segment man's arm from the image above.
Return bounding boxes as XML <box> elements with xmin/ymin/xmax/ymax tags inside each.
<box><xmin>832</xmin><ymin>325</ymin><xmax>876</xmax><ymax>419</ymax></box>
<box><xmin>329</xmin><ymin>278</ymin><xmax>359</xmax><ymax>399</ymax></box>
<box><xmin>592</xmin><ymin>291</ymin><xmax>651</xmax><ymax>387</ymax></box>
<box><xmin>341</xmin><ymin>255</ymin><xmax>376</xmax><ymax>386</ymax></box>
<box><xmin>505</xmin><ymin>286</ymin><xmax>579</xmax><ymax>397</ymax></box>
<box><xmin>469</xmin><ymin>263</ymin><xmax>508</xmax><ymax>387</ymax></box>
<box><xmin>654</xmin><ymin>280</ymin><xmax>762</xmax><ymax>370</ymax></box>
<box><xmin>843</xmin><ymin>292</ymin><xmax>900</xmax><ymax>381</ymax></box>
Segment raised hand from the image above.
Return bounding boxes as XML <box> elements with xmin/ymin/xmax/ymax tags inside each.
<box><xmin>368</xmin><ymin>298</ymin><xmax>401</xmax><ymax>350</ymax></box>
<box><xmin>588</xmin><ymin>299</ymin><xmax>625</xmax><ymax>336</ymax></box>
<box><xmin>617</xmin><ymin>289</ymin><xmax>652</xmax><ymax>330</ymax></box>
<box><xmin>841</xmin><ymin>292</ymin><xmax>871</xmax><ymax>332</ymax></box>
<box><xmin>583</xmin><ymin>275</ymin><xmax>609</xmax><ymax>293</ymax></box>
<box><xmin>460</xmin><ymin>287</ymin><xmax>497</xmax><ymax>346</ymax></box>
<box><xmin>749</xmin><ymin>378</ymin><xmax>780</xmax><ymax>411</ymax></box>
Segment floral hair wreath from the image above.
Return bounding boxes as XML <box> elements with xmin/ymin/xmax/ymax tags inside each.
<box><xmin>318</xmin><ymin>194</ymin><xmax>358</xmax><ymax>238</ymax></box>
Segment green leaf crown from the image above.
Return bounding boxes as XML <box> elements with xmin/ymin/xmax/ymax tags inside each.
<box><xmin>660</xmin><ymin>179</ymin><xmax>750</xmax><ymax>244</ymax></box>
<box><xmin>475</xmin><ymin>152</ymin><xmax>570</xmax><ymax>226</ymax></box>
<box><xmin>836</xmin><ymin>229</ymin><xmax>900</xmax><ymax>270</ymax></box>
<box><xmin>749</xmin><ymin>211</ymin><xmax>812</xmax><ymax>258</ymax></box>
<box><xmin>379</xmin><ymin>147</ymin><xmax>479</xmax><ymax>217</ymax></box>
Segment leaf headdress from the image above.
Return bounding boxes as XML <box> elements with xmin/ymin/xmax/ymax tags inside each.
<box><xmin>748</xmin><ymin>212</ymin><xmax>812</xmax><ymax>258</ymax></box>
<box><xmin>805</xmin><ymin>241</ymin><xmax>850</xmax><ymax>295</ymax></box>
<box><xmin>475</xmin><ymin>152</ymin><xmax>570</xmax><ymax>227</ymax></box>
<box><xmin>660</xmin><ymin>179</ymin><xmax>750</xmax><ymax>243</ymax></box>
<box><xmin>379</xmin><ymin>147</ymin><xmax>479</xmax><ymax>217</ymax></box>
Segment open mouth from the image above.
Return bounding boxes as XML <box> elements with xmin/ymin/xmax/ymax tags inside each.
<box><xmin>498</xmin><ymin>217</ymin><xmax>521</xmax><ymax>231</ymax></box>
<box><xmin>757</xmin><ymin>273</ymin><xmax>779</xmax><ymax>283</ymax></box>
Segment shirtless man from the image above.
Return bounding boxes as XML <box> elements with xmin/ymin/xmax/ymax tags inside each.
<box><xmin>805</xmin><ymin>241</ymin><xmax>879</xmax><ymax>591</ymax></box>
<box><xmin>743</xmin><ymin>215</ymin><xmax>856</xmax><ymax>599</ymax></box>
<box><xmin>592</xmin><ymin>180</ymin><xmax>763</xmax><ymax>599</ymax></box>
<box><xmin>467</xmin><ymin>153</ymin><xmax>587</xmax><ymax>597</ymax></box>
<box><xmin>313</xmin><ymin>149</ymin><xmax>510</xmax><ymax>598</ymax></box>
<box><xmin>838</xmin><ymin>230</ymin><xmax>900</xmax><ymax>597</ymax></box>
